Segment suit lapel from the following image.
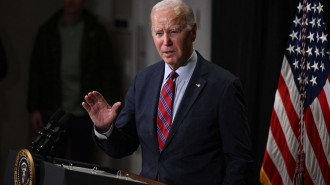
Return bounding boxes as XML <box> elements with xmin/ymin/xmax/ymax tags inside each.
<box><xmin>162</xmin><ymin>56</ymin><xmax>207</xmax><ymax>152</ymax></box>
<box><xmin>147</xmin><ymin>63</ymin><xmax>165</xmax><ymax>152</ymax></box>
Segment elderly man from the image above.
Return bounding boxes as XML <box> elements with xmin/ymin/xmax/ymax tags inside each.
<box><xmin>82</xmin><ymin>0</ymin><xmax>253</xmax><ymax>184</ymax></box>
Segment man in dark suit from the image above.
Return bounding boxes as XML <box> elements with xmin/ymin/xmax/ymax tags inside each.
<box><xmin>82</xmin><ymin>0</ymin><xmax>253</xmax><ymax>184</ymax></box>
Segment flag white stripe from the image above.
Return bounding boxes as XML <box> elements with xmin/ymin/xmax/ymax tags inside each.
<box><xmin>324</xmin><ymin>79</ymin><xmax>330</xmax><ymax>109</ymax></box>
<box><xmin>310</xmin><ymin>97</ymin><xmax>330</xmax><ymax>165</ymax></box>
<box><xmin>304</xmin><ymin>131</ymin><xmax>326</xmax><ymax>185</ymax></box>
<box><xmin>281</xmin><ymin>56</ymin><xmax>301</xmax><ymax>115</ymax></box>
<box><xmin>274</xmin><ymin>90</ymin><xmax>299</xmax><ymax>159</ymax></box>
<box><xmin>266</xmin><ymin>119</ymin><xmax>293</xmax><ymax>185</ymax></box>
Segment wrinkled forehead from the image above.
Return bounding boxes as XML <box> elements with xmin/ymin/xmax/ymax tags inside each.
<box><xmin>151</xmin><ymin>8</ymin><xmax>186</xmax><ymax>29</ymax></box>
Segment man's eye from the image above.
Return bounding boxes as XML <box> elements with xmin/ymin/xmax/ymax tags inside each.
<box><xmin>170</xmin><ymin>29</ymin><xmax>181</xmax><ymax>36</ymax></box>
<box><xmin>155</xmin><ymin>32</ymin><xmax>163</xmax><ymax>36</ymax></box>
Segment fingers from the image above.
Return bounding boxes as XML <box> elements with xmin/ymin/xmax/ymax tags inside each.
<box><xmin>82</xmin><ymin>91</ymin><xmax>117</xmax><ymax>113</ymax></box>
<box><xmin>82</xmin><ymin>92</ymin><xmax>95</xmax><ymax>112</ymax></box>
<box><xmin>93</xmin><ymin>91</ymin><xmax>105</xmax><ymax>101</ymax></box>
<box><xmin>83</xmin><ymin>91</ymin><xmax>98</xmax><ymax>106</ymax></box>
<box><xmin>82</xmin><ymin>101</ymin><xmax>90</xmax><ymax>112</ymax></box>
<box><xmin>86</xmin><ymin>91</ymin><xmax>96</xmax><ymax>105</ymax></box>
<box><xmin>82</xmin><ymin>91</ymin><xmax>108</xmax><ymax>111</ymax></box>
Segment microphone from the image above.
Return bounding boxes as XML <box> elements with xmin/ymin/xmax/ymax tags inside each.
<box><xmin>29</xmin><ymin>109</ymin><xmax>65</xmax><ymax>150</ymax></box>
<box><xmin>36</xmin><ymin>113</ymin><xmax>74</xmax><ymax>154</ymax></box>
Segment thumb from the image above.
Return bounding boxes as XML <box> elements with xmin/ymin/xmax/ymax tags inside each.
<box><xmin>112</xmin><ymin>102</ymin><xmax>122</xmax><ymax>113</ymax></box>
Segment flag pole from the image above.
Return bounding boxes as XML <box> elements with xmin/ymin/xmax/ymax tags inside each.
<box><xmin>294</xmin><ymin>0</ymin><xmax>307</xmax><ymax>184</ymax></box>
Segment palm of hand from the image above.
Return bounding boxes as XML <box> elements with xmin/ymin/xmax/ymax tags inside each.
<box><xmin>82</xmin><ymin>91</ymin><xmax>121</xmax><ymax>132</ymax></box>
<box><xmin>89</xmin><ymin>100</ymin><xmax>114</xmax><ymax>130</ymax></box>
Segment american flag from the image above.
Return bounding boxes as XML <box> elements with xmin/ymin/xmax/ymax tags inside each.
<box><xmin>260</xmin><ymin>0</ymin><xmax>330</xmax><ymax>184</ymax></box>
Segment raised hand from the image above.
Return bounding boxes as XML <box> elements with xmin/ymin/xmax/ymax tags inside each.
<box><xmin>82</xmin><ymin>91</ymin><xmax>122</xmax><ymax>132</ymax></box>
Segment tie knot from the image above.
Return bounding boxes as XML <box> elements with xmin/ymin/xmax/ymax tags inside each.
<box><xmin>169</xmin><ymin>71</ymin><xmax>179</xmax><ymax>80</ymax></box>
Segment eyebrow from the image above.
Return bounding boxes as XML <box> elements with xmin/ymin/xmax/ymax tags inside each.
<box><xmin>153</xmin><ymin>25</ymin><xmax>182</xmax><ymax>32</ymax></box>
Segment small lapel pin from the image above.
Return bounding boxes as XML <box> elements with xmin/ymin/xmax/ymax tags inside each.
<box><xmin>195</xmin><ymin>83</ymin><xmax>200</xmax><ymax>87</ymax></box>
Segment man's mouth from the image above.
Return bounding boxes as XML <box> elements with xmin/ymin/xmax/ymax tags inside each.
<box><xmin>163</xmin><ymin>50</ymin><xmax>175</xmax><ymax>55</ymax></box>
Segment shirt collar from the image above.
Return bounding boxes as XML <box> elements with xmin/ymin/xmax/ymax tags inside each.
<box><xmin>164</xmin><ymin>50</ymin><xmax>197</xmax><ymax>82</ymax></box>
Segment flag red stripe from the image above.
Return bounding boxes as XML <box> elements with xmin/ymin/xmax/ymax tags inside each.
<box><xmin>262</xmin><ymin>150</ymin><xmax>284</xmax><ymax>185</ymax></box>
<box><xmin>270</xmin><ymin>109</ymin><xmax>296</xmax><ymax>181</ymax></box>
<box><xmin>304</xmin><ymin>107</ymin><xmax>329</xmax><ymax>183</ymax></box>
<box><xmin>318</xmin><ymin>88</ymin><xmax>330</xmax><ymax>136</ymax></box>
<box><xmin>304</xmin><ymin>167</ymin><xmax>313</xmax><ymax>185</ymax></box>
<box><xmin>277</xmin><ymin>74</ymin><xmax>300</xmax><ymax>139</ymax></box>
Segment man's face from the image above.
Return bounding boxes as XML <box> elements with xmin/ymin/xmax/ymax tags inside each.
<box><xmin>151</xmin><ymin>8</ymin><xmax>196</xmax><ymax>70</ymax></box>
<box><xmin>63</xmin><ymin>0</ymin><xmax>85</xmax><ymax>15</ymax></box>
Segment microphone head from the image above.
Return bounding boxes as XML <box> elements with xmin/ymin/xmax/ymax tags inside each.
<box><xmin>36</xmin><ymin>113</ymin><xmax>75</xmax><ymax>154</ymax></box>
<box><xmin>49</xmin><ymin>109</ymin><xmax>65</xmax><ymax>125</ymax></box>
<box><xmin>30</xmin><ymin>109</ymin><xmax>65</xmax><ymax>149</ymax></box>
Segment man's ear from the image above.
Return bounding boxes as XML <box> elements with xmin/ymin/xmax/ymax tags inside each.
<box><xmin>191</xmin><ymin>23</ymin><xmax>197</xmax><ymax>42</ymax></box>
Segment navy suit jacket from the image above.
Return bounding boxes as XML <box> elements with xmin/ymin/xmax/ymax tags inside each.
<box><xmin>94</xmin><ymin>52</ymin><xmax>254</xmax><ymax>185</ymax></box>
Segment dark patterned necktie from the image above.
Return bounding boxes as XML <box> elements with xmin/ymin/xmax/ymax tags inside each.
<box><xmin>157</xmin><ymin>71</ymin><xmax>179</xmax><ymax>152</ymax></box>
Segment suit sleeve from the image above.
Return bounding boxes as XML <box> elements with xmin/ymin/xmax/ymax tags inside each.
<box><xmin>219</xmin><ymin>78</ymin><xmax>254</xmax><ymax>185</ymax></box>
<box><xmin>93</xmin><ymin>75</ymin><xmax>140</xmax><ymax>158</ymax></box>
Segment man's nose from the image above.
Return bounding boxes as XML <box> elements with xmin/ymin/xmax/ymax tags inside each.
<box><xmin>163</xmin><ymin>33</ymin><xmax>172</xmax><ymax>46</ymax></box>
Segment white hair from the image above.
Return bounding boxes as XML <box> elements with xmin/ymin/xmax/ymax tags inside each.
<box><xmin>151</xmin><ymin>0</ymin><xmax>196</xmax><ymax>30</ymax></box>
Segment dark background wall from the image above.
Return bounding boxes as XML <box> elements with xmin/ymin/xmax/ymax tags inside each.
<box><xmin>1</xmin><ymin>0</ymin><xmax>329</xmax><ymax>184</ymax></box>
<box><xmin>0</xmin><ymin>0</ymin><xmax>210</xmax><ymax>182</ymax></box>
<box><xmin>212</xmin><ymin>0</ymin><xmax>330</xmax><ymax>184</ymax></box>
